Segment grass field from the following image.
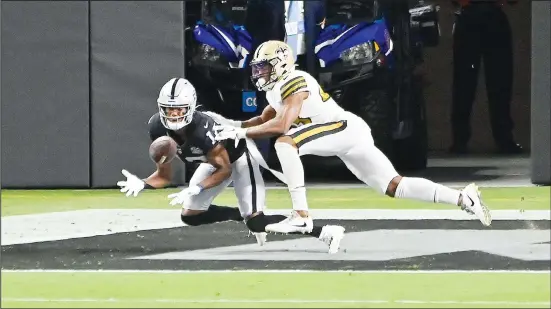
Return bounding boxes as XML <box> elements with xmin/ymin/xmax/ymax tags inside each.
<box><xmin>1</xmin><ymin>186</ymin><xmax>549</xmax><ymax>216</ymax></box>
<box><xmin>1</xmin><ymin>271</ymin><xmax>549</xmax><ymax>308</ymax></box>
<box><xmin>1</xmin><ymin>187</ymin><xmax>550</xmax><ymax>308</ymax></box>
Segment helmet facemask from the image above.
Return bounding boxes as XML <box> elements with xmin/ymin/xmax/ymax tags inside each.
<box><xmin>158</xmin><ymin>100</ymin><xmax>195</xmax><ymax>131</ymax></box>
<box><xmin>250</xmin><ymin>58</ymin><xmax>280</xmax><ymax>91</ymax></box>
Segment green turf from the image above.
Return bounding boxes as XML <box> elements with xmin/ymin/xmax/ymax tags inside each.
<box><xmin>1</xmin><ymin>272</ymin><xmax>549</xmax><ymax>308</ymax></box>
<box><xmin>1</xmin><ymin>187</ymin><xmax>549</xmax><ymax>216</ymax></box>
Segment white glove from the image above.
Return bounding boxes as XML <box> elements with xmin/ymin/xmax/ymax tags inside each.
<box><xmin>213</xmin><ymin>125</ymin><xmax>247</xmax><ymax>147</ymax></box>
<box><xmin>167</xmin><ymin>185</ymin><xmax>203</xmax><ymax>206</ymax></box>
<box><xmin>203</xmin><ymin>111</ymin><xmax>242</xmax><ymax>127</ymax></box>
<box><xmin>116</xmin><ymin>169</ymin><xmax>145</xmax><ymax>197</ymax></box>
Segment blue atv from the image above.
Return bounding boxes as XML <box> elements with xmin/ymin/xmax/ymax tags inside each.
<box><xmin>301</xmin><ymin>0</ymin><xmax>440</xmax><ymax>176</ymax></box>
<box><xmin>184</xmin><ymin>0</ymin><xmax>255</xmax><ymax>117</ymax></box>
<box><xmin>183</xmin><ymin>0</ymin><xmax>276</xmax><ymax>179</ymax></box>
<box><xmin>184</xmin><ymin>0</ymin><xmax>440</xmax><ymax>179</ymax></box>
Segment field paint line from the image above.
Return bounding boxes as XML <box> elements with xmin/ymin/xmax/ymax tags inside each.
<box><xmin>2</xmin><ymin>297</ymin><xmax>549</xmax><ymax>306</ymax></box>
<box><xmin>3</xmin><ymin>208</ymin><xmax>549</xmax><ymax>221</ymax></box>
<box><xmin>3</xmin><ymin>209</ymin><xmax>549</xmax><ymax>246</ymax></box>
<box><xmin>3</xmin><ymin>269</ymin><xmax>550</xmax><ymax>274</ymax></box>
<box><xmin>263</xmin><ymin>183</ymin><xmax>537</xmax><ymax>189</ymax></box>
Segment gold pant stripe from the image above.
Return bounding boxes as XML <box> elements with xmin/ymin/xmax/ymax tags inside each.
<box><xmin>291</xmin><ymin>121</ymin><xmax>346</xmax><ymax>146</ymax></box>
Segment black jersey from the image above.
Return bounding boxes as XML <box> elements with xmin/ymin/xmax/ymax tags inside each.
<box><xmin>148</xmin><ymin>111</ymin><xmax>246</xmax><ymax>164</ymax></box>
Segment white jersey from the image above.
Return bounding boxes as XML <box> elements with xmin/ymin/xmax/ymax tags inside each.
<box><xmin>265</xmin><ymin>70</ymin><xmax>346</xmax><ymax>127</ymax></box>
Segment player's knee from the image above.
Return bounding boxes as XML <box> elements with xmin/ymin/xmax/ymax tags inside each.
<box><xmin>181</xmin><ymin>215</ymin><xmax>202</xmax><ymax>226</ymax></box>
<box><xmin>245</xmin><ymin>212</ymin><xmax>268</xmax><ymax>233</ymax></box>
<box><xmin>275</xmin><ymin>136</ymin><xmax>297</xmax><ymax>149</ymax></box>
<box><xmin>180</xmin><ymin>209</ymin><xmax>206</xmax><ymax>226</ymax></box>
<box><xmin>385</xmin><ymin>176</ymin><xmax>403</xmax><ymax>198</ymax></box>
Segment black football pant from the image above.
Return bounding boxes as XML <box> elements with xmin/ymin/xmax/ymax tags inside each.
<box><xmin>451</xmin><ymin>4</ymin><xmax>515</xmax><ymax>147</ymax></box>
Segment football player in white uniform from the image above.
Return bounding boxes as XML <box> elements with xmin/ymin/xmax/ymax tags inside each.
<box><xmin>212</xmin><ymin>40</ymin><xmax>492</xmax><ymax>233</ymax></box>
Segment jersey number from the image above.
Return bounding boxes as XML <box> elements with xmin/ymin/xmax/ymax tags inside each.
<box><xmin>206</xmin><ymin>131</ymin><xmax>216</xmax><ymax>145</ymax></box>
<box><xmin>185</xmin><ymin>155</ymin><xmax>207</xmax><ymax>163</ymax></box>
<box><xmin>293</xmin><ymin>117</ymin><xmax>312</xmax><ymax>127</ymax></box>
<box><xmin>319</xmin><ymin>86</ymin><xmax>331</xmax><ymax>102</ymax></box>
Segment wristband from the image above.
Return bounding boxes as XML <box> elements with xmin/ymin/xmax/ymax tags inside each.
<box><xmin>233</xmin><ymin>120</ymin><xmax>243</xmax><ymax>128</ymax></box>
<box><xmin>143</xmin><ymin>181</ymin><xmax>155</xmax><ymax>189</ymax></box>
<box><xmin>196</xmin><ymin>184</ymin><xmax>204</xmax><ymax>192</ymax></box>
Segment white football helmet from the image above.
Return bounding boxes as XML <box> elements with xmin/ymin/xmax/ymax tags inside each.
<box><xmin>250</xmin><ymin>40</ymin><xmax>296</xmax><ymax>91</ymax></box>
<box><xmin>157</xmin><ymin>78</ymin><xmax>197</xmax><ymax>130</ymax></box>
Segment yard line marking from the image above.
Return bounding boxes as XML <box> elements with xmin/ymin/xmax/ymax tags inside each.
<box><xmin>4</xmin><ymin>209</ymin><xmax>548</xmax><ymax>246</ymax></box>
<box><xmin>2</xmin><ymin>297</ymin><xmax>549</xmax><ymax>306</ymax></box>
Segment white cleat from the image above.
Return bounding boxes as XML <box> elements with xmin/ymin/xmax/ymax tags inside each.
<box><xmin>265</xmin><ymin>211</ymin><xmax>314</xmax><ymax>234</ymax></box>
<box><xmin>253</xmin><ymin>232</ymin><xmax>267</xmax><ymax>246</ymax></box>
<box><xmin>461</xmin><ymin>183</ymin><xmax>492</xmax><ymax>226</ymax></box>
<box><xmin>319</xmin><ymin>225</ymin><xmax>345</xmax><ymax>254</ymax></box>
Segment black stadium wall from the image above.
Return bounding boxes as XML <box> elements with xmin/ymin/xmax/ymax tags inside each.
<box><xmin>1</xmin><ymin>1</ymin><xmax>187</xmax><ymax>188</ymax></box>
<box><xmin>1</xmin><ymin>1</ymin><xmax>549</xmax><ymax>188</ymax></box>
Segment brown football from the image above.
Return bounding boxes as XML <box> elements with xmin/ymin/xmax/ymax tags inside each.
<box><xmin>149</xmin><ymin>136</ymin><xmax>178</xmax><ymax>164</ymax></box>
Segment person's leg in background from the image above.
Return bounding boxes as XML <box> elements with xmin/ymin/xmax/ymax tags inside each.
<box><xmin>245</xmin><ymin>0</ymin><xmax>286</xmax><ymax>163</ymax></box>
<box><xmin>245</xmin><ymin>0</ymin><xmax>285</xmax><ymax>53</ymax></box>
<box><xmin>482</xmin><ymin>6</ymin><xmax>522</xmax><ymax>154</ymax></box>
<box><xmin>450</xmin><ymin>7</ymin><xmax>483</xmax><ymax>154</ymax></box>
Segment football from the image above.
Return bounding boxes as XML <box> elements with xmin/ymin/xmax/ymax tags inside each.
<box><xmin>149</xmin><ymin>136</ymin><xmax>178</xmax><ymax>164</ymax></box>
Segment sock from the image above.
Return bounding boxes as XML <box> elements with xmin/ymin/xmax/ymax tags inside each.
<box><xmin>264</xmin><ymin>214</ymin><xmax>288</xmax><ymax>224</ymax></box>
<box><xmin>395</xmin><ymin>177</ymin><xmax>461</xmax><ymax>206</ymax></box>
<box><xmin>275</xmin><ymin>142</ymin><xmax>309</xmax><ymax>211</ymax></box>
<box><xmin>181</xmin><ymin>205</ymin><xmax>243</xmax><ymax>226</ymax></box>
<box><xmin>246</xmin><ymin>213</ymin><xmax>287</xmax><ymax>232</ymax></box>
<box><xmin>246</xmin><ymin>213</ymin><xmax>321</xmax><ymax>238</ymax></box>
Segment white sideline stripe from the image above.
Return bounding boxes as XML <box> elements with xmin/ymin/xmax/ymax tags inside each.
<box><xmin>2</xmin><ymin>297</ymin><xmax>549</xmax><ymax>306</ymax></box>
<box><xmin>265</xmin><ymin>209</ymin><xmax>551</xmax><ymax>220</ymax></box>
<box><xmin>2</xmin><ymin>269</ymin><xmax>550</xmax><ymax>274</ymax></box>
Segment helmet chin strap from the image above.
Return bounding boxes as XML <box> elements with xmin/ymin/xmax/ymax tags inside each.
<box><xmin>162</xmin><ymin>115</ymin><xmax>189</xmax><ymax>130</ymax></box>
<box><xmin>256</xmin><ymin>72</ymin><xmax>278</xmax><ymax>91</ymax></box>
<box><xmin>159</xmin><ymin>104</ymin><xmax>194</xmax><ymax>130</ymax></box>
<box><xmin>166</xmin><ymin>121</ymin><xmax>187</xmax><ymax>131</ymax></box>
<box><xmin>257</xmin><ymin>80</ymin><xmax>275</xmax><ymax>91</ymax></box>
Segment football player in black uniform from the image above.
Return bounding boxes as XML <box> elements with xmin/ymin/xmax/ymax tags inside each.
<box><xmin>116</xmin><ymin>78</ymin><xmax>345</xmax><ymax>253</ymax></box>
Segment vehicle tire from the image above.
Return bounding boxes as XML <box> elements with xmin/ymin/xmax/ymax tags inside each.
<box><xmin>392</xmin><ymin>74</ymin><xmax>428</xmax><ymax>171</ymax></box>
<box><xmin>351</xmin><ymin>78</ymin><xmax>395</xmax><ymax>160</ymax></box>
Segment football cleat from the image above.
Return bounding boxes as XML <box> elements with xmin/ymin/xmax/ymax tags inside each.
<box><xmin>265</xmin><ymin>211</ymin><xmax>313</xmax><ymax>234</ymax></box>
<box><xmin>461</xmin><ymin>183</ymin><xmax>492</xmax><ymax>226</ymax></box>
<box><xmin>253</xmin><ymin>232</ymin><xmax>267</xmax><ymax>246</ymax></box>
<box><xmin>319</xmin><ymin>225</ymin><xmax>345</xmax><ymax>254</ymax></box>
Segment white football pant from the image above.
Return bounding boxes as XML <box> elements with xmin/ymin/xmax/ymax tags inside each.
<box><xmin>285</xmin><ymin>111</ymin><xmax>399</xmax><ymax>194</ymax></box>
<box><xmin>184</xmin><ymin>150</ymin><xmax>265</xmax><ymax>218</ymax></box>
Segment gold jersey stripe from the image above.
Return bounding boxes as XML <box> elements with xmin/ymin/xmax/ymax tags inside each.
<box><xmin>280</xmin><ymin>76</ymin><xmax>306</xmax><ymax>95</ymax></box>
<box><xmin>281</xmin><ymin>82</ymin><xmax>308</xmax><ymax>100</ymax></box>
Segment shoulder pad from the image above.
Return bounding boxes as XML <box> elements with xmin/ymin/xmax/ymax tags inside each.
<box><xmin>279</xmin><ymin>72</ymin><xmax>308</xmax><ymax>101</ymax></box>
<box><xmin>147</xmin><ymin>113</ymin><xmax>168</xmax><ymax>141</ymax></box>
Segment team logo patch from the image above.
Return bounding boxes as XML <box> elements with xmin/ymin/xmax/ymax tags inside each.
<box><xmin>190</xmin><ymin>147</ymin><xmax>203</xmax><ymax>155</ymax></box>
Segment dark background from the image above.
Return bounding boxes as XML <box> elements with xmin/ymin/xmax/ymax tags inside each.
<box><xmin>1</xmin><ymin>1</ymin><xmax>549</xmax><ymax>188</ymax></box>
